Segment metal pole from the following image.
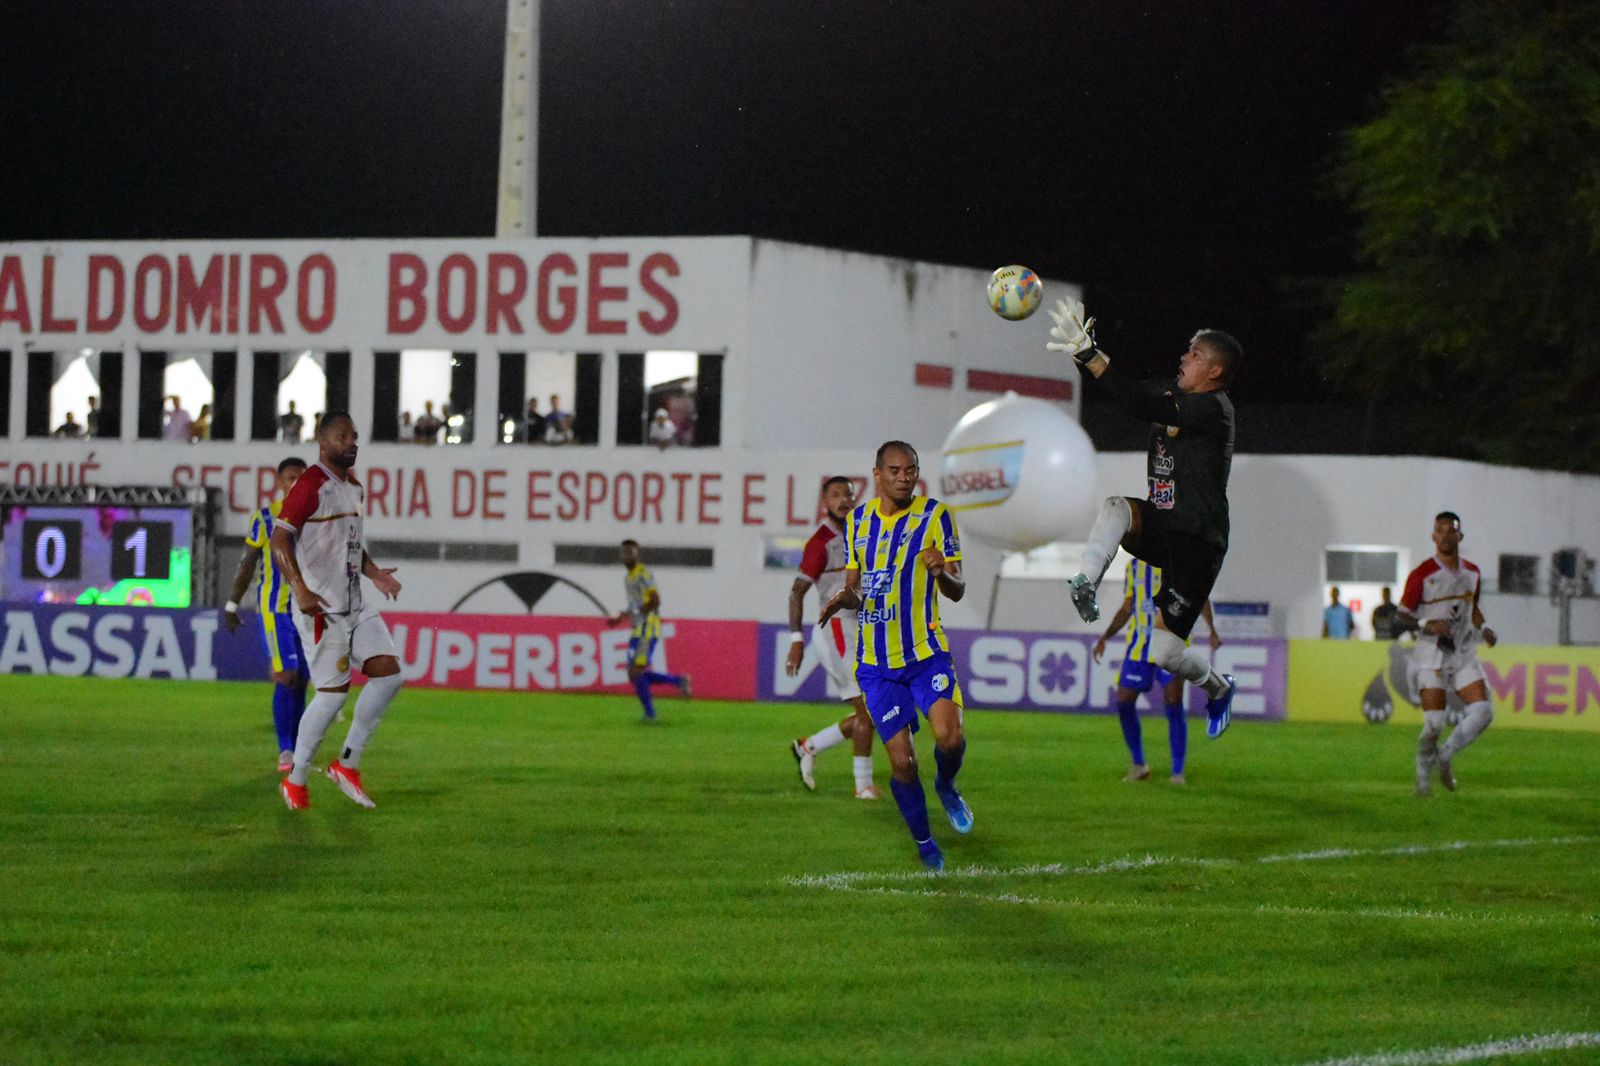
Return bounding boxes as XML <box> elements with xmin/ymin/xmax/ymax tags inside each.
<box><xmin>497</xmin><ymin>0</ymin><xmax>540</xmax><ymax>237</ymax></box>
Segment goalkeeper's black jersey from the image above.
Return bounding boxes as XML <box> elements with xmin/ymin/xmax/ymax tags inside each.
<box><xmin>1096</xmin><ymin>369</ymin><xmax>1234</xmax><ymax>550</ymax></box>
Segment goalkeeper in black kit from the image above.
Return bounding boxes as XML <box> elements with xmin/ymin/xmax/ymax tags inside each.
<box><xmin>1047</xmin><ymin>298</ymin><xmax>1244</xmax><ymax>739</ymax></box>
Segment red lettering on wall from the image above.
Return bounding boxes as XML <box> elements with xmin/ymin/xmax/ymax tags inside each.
<box><xmin>556</xmin><ymin>470</ymin><xmax>581</xmax><ymax>520</ymax></box>
<box><xmin>175</xmin><ymin>255</ymin><xmax>223</xmax><ymax>333</ymax></box>
<box><xmin>639</xmin><ymin>252</ymin><xmax>680</xmax><ymax>334</ymax></box>
<box><xmin>87</xmin><ymin>256</ymin><xmax>124</xmax><ymax>333</ymax></box>
<box><xmin>742</xmin><ymin>474</ymin><xmax>765</xmax><ymax>526</ymax></box>
<box><xmin>40</xmin><ymin>256</ymin><xmax>78</xmax><ymax>332</ymax></box>
<box><xmin>452</xmin><ymin>470</ymin><xmax>477</xmax><ymax>518</ymax></box>
<box><xmin>408</xmin><ymin>469</ymin><xmax>432</xmax><ymax>517</ymax></box>
<box><xmin>438</xmin><ymin>254</ymin><xmax>477</xmax><ymax>334</ymax></box>
<box><xmin>226</xmin><ymin>254</ymin><xmax>241</xmax><ymax>333</ymax></box>
<box><xmin>613</xmin><ymin>472</ymin><xmax>637</xmax><ymax>522</ymax></box>
<box><xmin>584</xmin><ymin>471</ymin><xmax>609</xmax><ymax>520</ymax></box>
<box><xmin>538</xmin><ymin>254</ymin><xmax>578</xmax><ymax>333</ymax></box>
<box><xmin>297</xmin><ymin>254</ymin><xmax>336</xmax><ymax>332</ymax></box>
<box><xmin>482</xmin><ymin>470</ymin><xmax>507</xmax><ymax>520</ymax></box>
<box><xmin>133</xmin><ymin>254</ymin><xmax>172</xmax><ymax>332</ymax></box>
<box><xmin>367</xmin><ymin>467</ymin><xmax>391</xmax><ymax>516</ymax></box>
<box><xmin>486</xmin><ymin>253</ymin><xmax>527</xmax><ymax>334</ymax></box>
<box><xmin>0</xmin><ymin>257</ymin><xmax>33</xmax><ymax>332</ymax></box>
<box><xmin>248</xmin><ymin>255</ymin><xmax>288</xmax><ymax>334</ymax></box>
<box><xmin>586</xmin><ymin>252</ymin><xmax>628</xmax><ymax>335</ymax></box>
<box><xmin>641</xmin><ymin>472</ymin><xmax>665</xmax><ymax>524</ymax></box>
<box><xmin>671</xmin><ymin>472</ymin><xmax>693</xmax><ymax>524</ymax></box>
<box><xmin>388</xmin><ymin>253</ymin><xmax>427</xmax><ymax>334</ymax></box>
<box><xmin>527</xmin><ymin>471</ymin><xmax>551</xmax><ymax>520</ymax></box>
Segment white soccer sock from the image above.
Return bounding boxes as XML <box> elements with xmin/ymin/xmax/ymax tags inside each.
<box><xmin>1078</xmin><ymin>496</ymin><xmax>1132</xmax><ymax>588</ymax></box>
<box><xmin>339</xmin><ymin>673</ymin><xmax>403</xmax><ymax>770</ymax></box>
<box><xmin>290</xmin><ymin>690</ymin><xmax>350</xmax><ymax>785</ymax></box>
<box><xmin>1417</xmin><ymin>710</ymin><xmax>1447</xmax><ymax>776</ymax></box>
<box><xmin>853</xmin><ymin>756</ymin><xmax>873</xmax><ymax>791</ymax></box>
<box><xmin>1149</xmin><ymin>630</ymin><xmax>1230</xmax><ymax>699</ymax></box>
<box><xmin>1439</xmin><ymin>701</ymin><xmax>1493</xmax><ymax>761</ymax></box>
<box><xmin>807</xmin><ymin>723</ymin><xmax>846</xmax><ymax>754</ymax></box>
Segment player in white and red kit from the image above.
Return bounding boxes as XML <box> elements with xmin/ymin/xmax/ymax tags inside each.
<box><xmin>269</xmin><ymin>412</ymin><xmax>405</xmax><ymax>811</ymax></box>
<box><xmin>787</xmin><ymin>476</ymin><xmax>879</xmax><ymax>798</ymax></box>
<box><xmin>1398</xmin><ymin>511</ymin><xmax>1498</xmax><ymax>796</ymax></box>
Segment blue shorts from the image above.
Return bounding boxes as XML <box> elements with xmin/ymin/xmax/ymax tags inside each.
<box><xmin>856</xmin><ymin>652</ymin><xmax>965</xmax><ymax>743</ymax></box>
<box><xmin>628</xmin><ymin>617</ymin><xmax>662</xmax><ymax>668</ymax></box>
<box><xmin>258</xmin><ymin>611</ymin><xmax>305</xmax><ymax>675</ymax></box>
<box><xmin>1118</xmin><ymin>656</ymin><xmax>1174</xmax><ymax>694</ymax></box>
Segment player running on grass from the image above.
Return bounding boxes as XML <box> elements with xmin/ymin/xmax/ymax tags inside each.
<box><xmin>224</xmin><ymin>456</ymin><xmax>308</xmax><ymax>773</ymax></box>
<box><xmin>269</xmin><ymin>412</ymin><xmax>405</xmax><ymax>810</ymax></box>
<box><xmin>1049</xmin><ymin>299</ymin><xmax>1241</xmax><ymax>740</ymax></box>
<box><xmin>1398</xmin><ymin>511</ymin><xmax>1498</xmax><ymax>796</ymax></box>
<box><xmin>817</xmin><ymin>441</ymin><xmax>970</xmax><ymax>871</ymax></box>
<box><xmin>608</xmin><ymin>540</ymin><xmax>690</xmax><ymax>721</ymax></box>
<box><xmin>787</xmin><ymin>476</ymin><xmax>880</xmax><ymax>799</ymax></box>
<box><xmin>1092</xmin><ymin>559</ymin><xmax>1220</xmax><ymax>785</ymax></box>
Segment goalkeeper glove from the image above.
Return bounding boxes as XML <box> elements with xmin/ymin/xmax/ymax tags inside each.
<box><xmin>1046</xmin><ymin>298</ymin><xmax>1100</xmax><ymax>365</ymax></box>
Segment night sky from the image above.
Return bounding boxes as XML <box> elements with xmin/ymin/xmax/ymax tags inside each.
<box><xmin>3</xmin><ymin>0</ymin><xmax>1450</xmax><ymax>402</ymax></box>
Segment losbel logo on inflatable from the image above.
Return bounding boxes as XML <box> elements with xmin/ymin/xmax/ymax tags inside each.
<box><xmin>941</xmin><ymin>440</ymin><xmax>1024</xmax><ymax>511</ymax></box>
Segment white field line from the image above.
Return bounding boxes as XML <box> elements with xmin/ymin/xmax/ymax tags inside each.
<box><xmin>1298</xmin><ymin>1031</ymin><xmax>1600</xmax><ymax>1066</ymax></box>
<box><xmin>786</xmin><ymin>835</ymin><xmax>1596</xmax><ymax>891</ymax></box>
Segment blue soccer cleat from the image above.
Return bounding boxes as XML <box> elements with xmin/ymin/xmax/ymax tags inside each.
<box><xmin>934</xmin><ymin>780</ymin><xmax>974</xmax><ymax>834</ymax></box>
<box><xmin>917</xmin><ymin>838</ymin><xmax>945</xmax><ymax>871</ymax></box>
<box><xmin>1206</xmin><ymin>673</ymin><xmax>1236</xmax><ymax>739</ymax></box>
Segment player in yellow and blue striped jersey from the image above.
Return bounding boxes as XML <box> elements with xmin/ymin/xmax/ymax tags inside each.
<box><xmin>817</xmin><ymin>441</ymin><xmax>969</xmax><ymax>871</ymax></box>
<box><xmin>608</xmin><ymin>540</ymin><xmax>690</xmax><ymax>721</ymax></box>
<box><xmin>1092</xmin><ymin>560</ymin><xmax>1220</xmax><ymax>785</ymax></box>
<box><xmin>223</xmin><ymin>457</ymin><xmax>309</xmax><ymax>772</ymax></box>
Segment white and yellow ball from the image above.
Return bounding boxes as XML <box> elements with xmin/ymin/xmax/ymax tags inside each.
<box><xmin>986</xmin><ymin>265</ymin><xmax>1043</xmax><ymax>321</ymax></box>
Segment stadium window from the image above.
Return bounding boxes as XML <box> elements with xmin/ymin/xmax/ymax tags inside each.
<box><xmin>1323</xmin><ymin>548</ymin><xmax>1399</xmax><ymax>584</ymax></box>
<box><xmin>616</xmin><ymin>351</ymin><xmax>722</xmax><ymax>448</ymax></box>
<box><xmin>1498</xmin><ymin>554</ymin><xmax>1539</xmax><ymax>595</ymax></box>
<box><xmin>28</xmin><ymin>348</ymin><xmax>121</xmax><ymax>440</ymax></box>
<box><xmin>378</xmin><ymin>349</ymin><xmax>476</xmax><ymax>446</ymax></box>
<box><xmin>495</xmin><ymin>350</ymin><xmax>599</xmax><ymax>445</ymax></box>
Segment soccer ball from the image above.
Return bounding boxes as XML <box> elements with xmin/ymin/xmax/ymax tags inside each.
<box><xmin>986</xmin><ymin>265</ymin><xmax>1043</xmax><ymax>321</ymax></box>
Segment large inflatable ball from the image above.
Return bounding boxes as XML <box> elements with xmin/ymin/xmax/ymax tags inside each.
<box><xmin>938</xmin><ymin>391</ymin><xmax>1098</xmax><ymax>552</ymax></box>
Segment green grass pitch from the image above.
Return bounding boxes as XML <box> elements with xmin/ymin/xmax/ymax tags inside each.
<box><xmin>2</xmin><ymin>675</ymin><xmax>1597</xmax><ymax>1065</ymax></box>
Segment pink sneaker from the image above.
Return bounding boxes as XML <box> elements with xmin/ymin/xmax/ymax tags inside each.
<box><xmin>280</xmin><ymin>779</ymin><xmax>310</xmax><ymax>810</ymax></box>
<box><xmin>326</xmin><ymin>761</ymin><xmax>376</xmax><ymax>809</ymax></box>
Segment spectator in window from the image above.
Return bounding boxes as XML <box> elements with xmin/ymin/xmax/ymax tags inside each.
<box><xmin>53</xmin><ymin>411</ymin><xmax>85</xmax><ymax>439</ymax></box>
<box><xmin>1371</xmin><ymin>586</ymin><xmax>1401</xmax><ymax>641</ymax></box>
<box><xmin>401</xmin><ymin>411</ymin><xmax>413</xmax><ymax>439</ymax></box>
<box><xmin>1322</xmin><ymin>586</ymin><xmax>1356</xmax><ymax>639</ymax></box>
<box><xmin>648</xmin><ymin>408</ymin><xmax>677</xmax><ymax>450</ymax></box>
<box><xmin>547</xmin><ymin>394</ymin><xmax>570</xmax><ymax>428</ymax></box>
<box><xmin>414</xmin><ymin>401</ymin><xmax>444</xmax><ymax>444</ymax></box>
<box><xmin>278</xmin><ymin>400</ymin><xmax>304</xmax><ymax>443</ymax></box>
<box><xmin>313</xmin><ymin>411</ymin><xmax>323</xmax><ymax>437</ymax></box>
<box><xmin>523</xmin><ymin>397</ymin><xmax>546</xmax><ymax>443</ymax></box>
<box><xmin>191</xmin><ymin>403</ymin><xmax>212</xmax><ymax>442</ymax></box>
<box><xmin>164</xmin><ymin>396</ymin><xmax>193</xmax><ymax>442</ymax></box>
<box><xmin>544</xmin><ymin>413</ymin><xmax>575</xmax><ymax>445</ymax></box>
<box><xmin>85</xmin><ymin>395</ymin><xmax>100</xmax><ymax>438</ymax></box>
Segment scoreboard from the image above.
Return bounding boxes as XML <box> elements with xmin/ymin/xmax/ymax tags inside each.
<box><xmin>2</xmin><ymin>505</ymin><xmax>195</xmax><ymax>607</ymax></box>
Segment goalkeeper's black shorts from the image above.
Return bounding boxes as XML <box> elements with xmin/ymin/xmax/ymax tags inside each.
<box><xmin>1128</xmin><ymin>499</ymin><xmax>1226</xmax><ymax>641</ymax></box>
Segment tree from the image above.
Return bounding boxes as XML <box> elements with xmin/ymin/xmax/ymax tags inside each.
<box><xmin>1326</xmin><ymin>0</ymin><xmax>1600</xmax><ymax>471</ymax></box>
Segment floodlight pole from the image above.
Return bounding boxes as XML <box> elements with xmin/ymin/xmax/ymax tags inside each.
<box><xmin>497</xmin><ymin>0</ymin><xmax>540</xmax><ymax>237</ymax></box>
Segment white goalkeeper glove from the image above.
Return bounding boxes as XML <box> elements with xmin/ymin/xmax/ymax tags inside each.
<box><xmin>1046</xmin><ymin>298</ymin><xmax>1100</xmax><ymax>365</ymax></box>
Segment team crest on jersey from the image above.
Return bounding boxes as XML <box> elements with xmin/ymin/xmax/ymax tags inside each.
<box><xmin>337</xmin><ymin>656</ymin><xmax>350</xmax><ymax>672</ymax></box>
<box><xmin>932</xmin><ymin>673</ymin><xmax>950</xmax><ymax>693</ymax></box>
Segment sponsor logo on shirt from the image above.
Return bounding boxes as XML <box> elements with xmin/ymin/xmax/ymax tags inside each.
<box><xmin>859</xmin><ymin>606</ymin><xmax>899</xmax><ymax>625</ymax></box>
<box><xmin>1152</xmin><ymin>442</ymin><xmax>1174</xmax><ymax>476</ymax></box>
<box><xmin>1150</xmin><ymin>478</ymin><xmax>1176</xmax><ymax>509</ymax></box>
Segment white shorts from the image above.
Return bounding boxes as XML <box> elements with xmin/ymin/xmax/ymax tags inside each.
<box><xmin>811</xmin><ymin>616</ymin><xmax>862</xmax><ymax>701</ymax></box>
<box><xmin>1412</xmin><ymin>639</ymin><xmax>1486</xmax><ymax>696</ymax></box>
<box><xmin>293</xmin><ymin>602</ymin><xmax>399</xmax><ymax>690</ymax></box>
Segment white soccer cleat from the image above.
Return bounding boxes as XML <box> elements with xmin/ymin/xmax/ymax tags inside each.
<box><xmin>854</xmin><ymin>785</ymin><xmax>882</xmax><ymax>800</ymax></box>
<box><xmin>790</xmin><ymin>739</ymin><xmax>817</xmax><ymax>791</ymax></box>
<box><xmin>1438</xmin><ymin>758</ymin><xmax>1457</xmax><ymax>792</ymax></box>
<box><xmin>1123</xmin><ymin>764</ymin><xmax>1151</xmax><ymax>783</ymax></box>
<box><xmin>326</xmin><ymin>760</ymin><xmax>376</xmax><ymax>809</ymax></box>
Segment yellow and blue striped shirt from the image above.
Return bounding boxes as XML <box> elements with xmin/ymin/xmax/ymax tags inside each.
<box><xmin>845</xmin><ymin>496</ymin><xmax>962</xmax><ymax>669</ymax></box>
<box><xmin>245</xmin><ymin>501</ymin><xmax>292</xmax><ymax>614</ymax></box>
<box><xmin>624</xmin><ymin>563</ymin><xmax>660</xmax><ymax>638</ymax></box>
<box><xmin>1122</xmin><ymin>559</ymin><xmax>1163</xmax><ymax>663</ymax></box>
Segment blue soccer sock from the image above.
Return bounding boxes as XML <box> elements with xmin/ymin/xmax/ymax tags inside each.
<box><xmin>632</xmin><ymin>674</ymin><xmax>657</xmax><ymax>719</ymax></box>
<box><xmin>1116</xmin><ymin>699</ymin><xmax>1145</xmax><ymax>765</ymax></box>
<box><xmin>272</xmin><ymin>682</ymin><xmax>302</xmax><ymax>752</ymax></box>
<box><xmin>642</xmin><ymin>671</ymin><xmax>684</xmax><ymax>688</ymax></box>
<box><xmin>1165</xmin><ymin>702</ymin><xmax>1188</xmax><ymax>775</ymax></box>
<box><xmin>889</xmin><ymin>777</ymin><xmax>934</xmax><ymax>843</ymax></box>
<box><xmin>934</xmin><ymin>737</ymin><xmax>966</xmax><ymax>789</ymax></box>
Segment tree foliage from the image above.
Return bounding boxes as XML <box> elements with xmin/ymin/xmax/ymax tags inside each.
<box><xmin>1327</xmin><ymin>0</ymin><xmax>1600</xmax><ymax>470</ymax></box>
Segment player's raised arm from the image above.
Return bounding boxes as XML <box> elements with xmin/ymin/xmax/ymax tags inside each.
<box><xmin>1094</xmin><ymin>595</ymin><xmax>1137</xmax><ymax>663</ymax></box>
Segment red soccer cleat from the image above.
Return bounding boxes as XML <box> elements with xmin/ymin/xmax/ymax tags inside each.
<box><xmin>280</xmin><ymin>779</ymin><xmax>311</xmax><ymax>810</ymax></box>
<box><xmin>326</xmin><ymin>761</ymin><xmax>377</xmax><ymax>809</ymax></box>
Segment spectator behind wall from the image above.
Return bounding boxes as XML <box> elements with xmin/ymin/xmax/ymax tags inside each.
<box><xmin>648</xmin><ymin>408</ymin><xmax>676</xmax><ymax>450</ymax></box>
<box><xmin>544</xmin><ymin>414</ymin><xmax>575</xmax><ymax>445</ymax></box>
<box><xmin>414</xmin><ymin>401</ymin><xmax>443</xmax><ymax>444</ymax></box>
<box><xmin>279</xmin><ymin>401</ymin><xmax>304</xmax><ymax>444</ymax></box>
<box><xmin>164</xmin><ymin>396</ymin><xmax>193</xmax><ymax>442</ymax></box>
<box><xmin>523</xmin><ymin>398</ymin><xmax>545</xmax><ymax>444</ymax></box>
<box><xmin>1322</xmin><ymin>586</ymin><xmax>1355</xmax><ymax>639</ymax></box>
